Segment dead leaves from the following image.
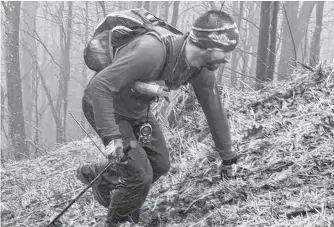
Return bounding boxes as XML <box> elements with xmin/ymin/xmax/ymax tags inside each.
<box><xmin>1</xmin><ymin>65</ymin><xmax>334</xmax><ymax>226</ymax></box>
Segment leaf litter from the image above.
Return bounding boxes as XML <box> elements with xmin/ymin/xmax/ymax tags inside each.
<box><xmin>1</xmin><ymin>64</ymin><xmax>334</xmax><ymax>227</ymax></box>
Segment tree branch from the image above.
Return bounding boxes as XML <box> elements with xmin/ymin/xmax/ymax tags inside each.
<box><xmin>2</xmin><ymin>1</ymin><xmax>8</xmax><ymax>15</ymax></box>
<box><xmin>241</xmin><ymin>17</ymin><xmax>259</xmax><ymax>30</ymax></box>
<box><xmin>220</xmin><ymin>1</ymin><xmax>225</xmax><ymax>11</ymax></box>
<box><xmin>31</xmin><ymin>53</ymin><xmax>61</xmax><ymax>126</ymax></box>
<box><xmin>19</xmin><ymin>28</ymin><xmax>63</xmax><ymax>69</ymax></box>
<box><xmin>224</xmin><ymin>66</ymin><xmax>263</xmax><ymax>82</ymax></box>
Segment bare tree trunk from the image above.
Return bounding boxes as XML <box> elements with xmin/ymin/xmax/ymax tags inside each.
<box><xmin>99</xmin><ymin>1</ymin><xmax>106</xmax><ymax>17</ymax></box>
<box><xmin>28</xmin><ymin>46</ymin><xmax>40</xmax><ymax>156</ymax></box>
<box><xmin>40</xmin><ymin>8</ymin><xmax>56</xmax><ymax>146</ymax></box>
<box><xmin>56</xmin><ymin>2</ymin><xmax>65</xmax><ymax>143</ymax></box>
<box><xmin>64</xmin><ymin>1</ymin><xmax>73</xmax><ymax>142</ymax></box>
<box><xmin>20</xmin><ymin>1</ymin><xmax>38</xmax><ymax>154</ymax></box>
<box><xmin>81</xmin><ymin>2</ymin><xmax>89</xmax><ymax>136</ymax></box>
<box><xmin>37</xmin><ymin>62</ymin><xmax>62</xmax><ymax>145</ymax></box>
<box><xmin>4</xmin><ymin>1</ymin><xmax>29</xmax><ymax>160</ymax></box>
<box><xmin>117</xmin><ymin>1</ymin><xmax>126</xmax><ymax>10</ymax></box>
<box><xmin>95</xmin><ymin>2</ymin><xmax>100</xmax><ymax>22</ymax></box>
<box><xmin>142</xmin><ymin>1</ymin><xmax>150</xmax><ymax>10</ymax></box>
<box><xmin>160</xmin><ymin>1</ymin><xmax>170</xmax><ymax>22</ymax></box>
<box><xmin>171</xmin><ymin>1</ymin><xmax>180</xmax><ymax>27</ymax></box>
<box><xmin>179</xmin><ymin>6</ymin><xmax>188</xmax><ymax>32</ymax></box>
<box><xmin>277</xmin><ymin>2</ymin><xmax>299</xmax><ymax>80</ymax></box>
<box><xmin>230</xmin><ymin>1</ymin><xmax>240</xmax><ymax>88</ymax></box>
<box><xmin>278</xmin><ymin>2</ymin><xmax>315</xmax><ymax>80</ymax></box>
<box><xmin>249</xmin><ymin>2</ymin><xmax>260</xmax><ymax>85</ymax></box>
<box><xmin>242</xmin><ymin>31</ymin><xmax>250</xmax><ymax>83</ymax></box>
<box><xmin>59</xmin><ymin>1</ymin><xmax>73</xmax><ymax>143</ymax></box>
<box><xmin>1</xmin><ymin>87</ymin><xmax>8</xmax><ymax>142</ymax></box>
<box><xmin>242</xmin><ymin>3</ymin><xmax>256</xmax><ymax>84</ymax></box>
<box><xmin>295</xmin><ymin>2</ymin><xmax>315</xmax><ymax>56</ymax></box>
<box><xmin>238</xmin><ymin>2</ymin><xmax>244</xmax><ymax>89</ymax></box>
<box><xmin>302</xmin><ymin>23</ymin><xmax>309</xmax><ymax>64</ymax></box>
<box><xmin>136</xmin><ymin>1</ymin><xmax>143</xmax><ymax>8</ymax></box>
<box><xmin>33</xmin><ymin>65</ymin><xmax>39</xmax><ymax>155</ymax></box>
<box><xmin>309</xmin><ymin>1</ymin><xmax>324</xmax><ymax>66</ymax></box>
<box><xmin>149</xmin><ymin>1</ymin><xmax>158</xmax><ymax>16</ymax></box>
<box><xmin>255</xmin><ymin>1</ymin><xmax>271</xmax><ymax>90</ymax></box>
<box><xmin>267</xmin><ymin>1</ymin><xmax>279</xmax><ymax>81</ymax></box>
<box><xmin>208</xmin><ymin>1</ymin><xmax>218</xmax><ymax>10</ymax></box>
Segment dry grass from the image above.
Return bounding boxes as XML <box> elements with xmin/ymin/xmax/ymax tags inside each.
<box><xmin>1</xmin><ymin>64</ymin><xmax>334</xmax><ymax>227</ymax></box>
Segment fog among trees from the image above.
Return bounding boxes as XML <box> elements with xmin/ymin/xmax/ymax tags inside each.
<box><xmin>1</xmin><ymin>1</ymin><xmax>334</xmax><ymax>161</ymax></box>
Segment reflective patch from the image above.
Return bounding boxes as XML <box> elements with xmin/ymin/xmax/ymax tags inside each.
<box><xmin>208</xmin><ymin>32</ymin><xmax>237</xmax><ymax>46</ymax></box>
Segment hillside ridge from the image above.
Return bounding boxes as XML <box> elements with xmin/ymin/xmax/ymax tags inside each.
<box><xmin>1</xmin><ymin>64</ymin><xmax>334</xmax><ymax>227</ymax></box>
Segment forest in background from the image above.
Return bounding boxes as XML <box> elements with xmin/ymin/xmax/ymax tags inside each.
<box><xmin>1</xmin><ymin>1</ymin><xmax>334</xmax><ymax>161</ymax></box>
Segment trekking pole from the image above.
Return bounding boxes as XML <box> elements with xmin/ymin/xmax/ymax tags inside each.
<box><xmin>48</xmin><ymin>113</ymin><xmax>137</xmax><ymax>226</ymax></box>
<box><xmin>47</xmin><ymin>161</ymin><xmax>113</xmax><ymax>227</ymax></box>
<box><xmin>48</xmin><ymin>113</ymin><xmax>109</xmax><ymax>226</ymax></box>
<box><xmin>48</xmin><ymin>142</ymin><xmax>136</xmax><ymax>227</ymax></box>
<box><xmin>69</xmin><ymin>112</ymin><xmax>107</xmax><ymax>158</ymax></box>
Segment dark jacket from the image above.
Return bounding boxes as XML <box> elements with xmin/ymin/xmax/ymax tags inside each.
<box><xmin>83</xmin><ymin>32</ymin><xmax>235</xmax><ymax>160</ymax></box>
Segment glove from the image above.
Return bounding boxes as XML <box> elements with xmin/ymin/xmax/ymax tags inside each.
<box><xmin>106</xmin><ymin>138</ymin><xmax>123</xmax><ymax>161</ymax></box>
<box><xmin>220</xmin><ymin>155</ymin><xmax>238</xmax><ymax>179</ymax></box>
<box><xmin>107</xmin><ymin>139</ymin><xmax>137</xmax><ymax>162</ymax></box>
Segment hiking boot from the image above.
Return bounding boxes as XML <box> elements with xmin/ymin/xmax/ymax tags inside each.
<box><xmin>77</xmin><ymin>162</ymin><xmax>111</xmax><ymax>208</ymax></box>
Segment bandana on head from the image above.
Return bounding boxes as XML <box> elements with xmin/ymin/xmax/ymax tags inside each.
<box><xmin>188</xmin><ymin>22</ymin><xmax>239</xmax><ymax>52</ymax></box>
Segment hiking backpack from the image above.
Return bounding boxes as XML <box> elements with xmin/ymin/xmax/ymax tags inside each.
<box><xmin>84</xmin><ymin>8</ymin><xmax>183</xmax><ymax>72</ymax></box>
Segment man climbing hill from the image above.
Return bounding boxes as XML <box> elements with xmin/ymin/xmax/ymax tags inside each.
<box><xmin>78</xmin><ymin>9</ymin><xmax>240</xmax><ymax>226</ymax></box>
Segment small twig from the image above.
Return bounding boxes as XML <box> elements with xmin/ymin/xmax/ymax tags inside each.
<box><xmin>297</xmin><ymin>61</ymin><xmax>314</xmax><ymax>72</ymax></box>
<box><xmin>237</xmin><ymin>78</ymin><xmax>256</xmax><ymax>92</ymax></box>
<box><xmin>19</xmin><ymin>29</ymin><xmax>63</xmax><ymax>69</ymax></box>
<box><xmin>184</xmin><ymin>192</ymin><xmax>213</xmax><ymax>213</ymax></box>
<box><xmin>225</xmin><ymin>66</ymin><xmax>263</xmax><ymax>82</ymax></box>
<box><xmin>25</xmin><ymin>139</ymin><xmax>45</xmax><ymax>154</ymax></box>
<box><xmin>188</xmin><ymin>211</ymin><xmax>214</xmax><ymax>227</ymax></box>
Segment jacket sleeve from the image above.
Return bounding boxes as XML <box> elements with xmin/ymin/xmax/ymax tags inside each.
<box><xmin>89</xmin><ymin>36</ymin><xmax>164</xmax><ymax>146</ymax></box>
<box><xmin>190</xmin><ymin>68</ymin><xmax>236</xmax><ymax>160</ymax></box>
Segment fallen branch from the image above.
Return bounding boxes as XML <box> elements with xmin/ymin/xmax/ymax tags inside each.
<box><xmin>286</xmin><ymin>200</ymin><xmax>334</xmax><ymax>219</ymax></box>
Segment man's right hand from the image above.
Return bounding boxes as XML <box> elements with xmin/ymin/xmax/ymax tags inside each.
<box><xmin>106</xmin><ymin>139</ymin><xmax>138</xmax><ymax>162</ymax></box>
<box><xmin>106</xmin><ymin>138</ymin><xmax>124</xmax><ymax>161</ymax></box>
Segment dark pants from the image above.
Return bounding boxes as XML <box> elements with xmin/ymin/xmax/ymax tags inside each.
<box><xmin>82</xmin><ymin>97</ymin><xmax>170</xmax><ymax>223</ymax></box>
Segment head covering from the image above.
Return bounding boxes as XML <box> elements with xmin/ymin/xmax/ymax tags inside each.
<box><xmin>188</xmin><ymin>11</ymin><xmax>240</xmax><ymax>52</ymax></box>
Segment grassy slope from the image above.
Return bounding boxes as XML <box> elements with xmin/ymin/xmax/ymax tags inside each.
<box><xmin>1</xmin><ymin>65</ymin><xmax>334</xmax><ymax>227</ymax></box>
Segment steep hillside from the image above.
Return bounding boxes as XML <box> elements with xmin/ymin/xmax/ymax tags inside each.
<box><xmin>1</xmin><ymin>64</ymin><xmax>334</xmax><ymax>227</ymax></box>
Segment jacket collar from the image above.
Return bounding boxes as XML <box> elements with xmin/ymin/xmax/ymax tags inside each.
<box><xmin>159</xmin><ymin>34</ymin><xmax>200</xmax><ymax>90</ymax></box>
